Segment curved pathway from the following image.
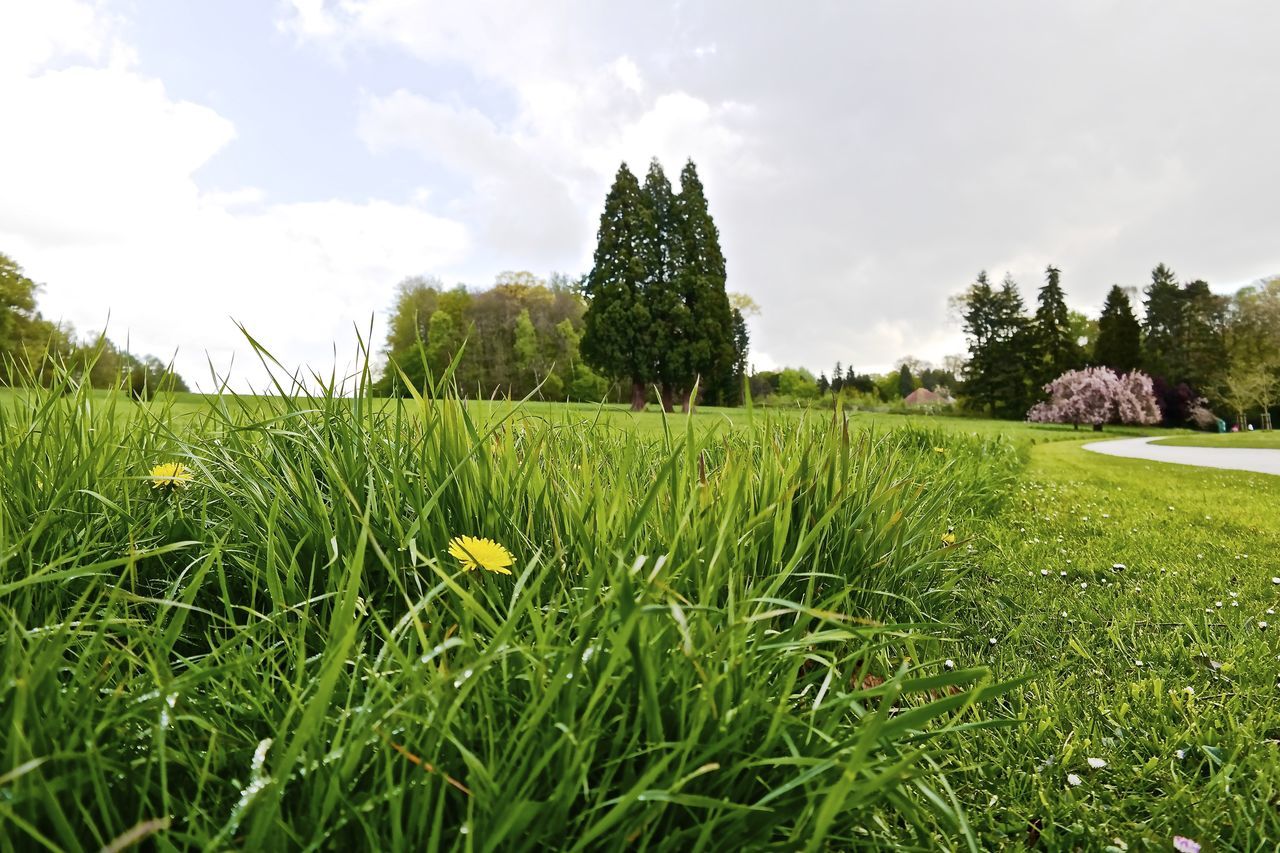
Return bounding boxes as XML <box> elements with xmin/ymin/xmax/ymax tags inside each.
<box><xmin>1081</xmin><ymin>436</ymin><xmax>1280</xmax><ymax>476</ymax></box>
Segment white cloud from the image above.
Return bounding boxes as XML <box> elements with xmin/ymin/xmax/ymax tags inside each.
<box><xmin>0</xmin><ymin>2</ymin><xmax>470</xmax><ymax>390</ymax></box>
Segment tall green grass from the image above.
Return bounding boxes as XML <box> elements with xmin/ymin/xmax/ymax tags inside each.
<box><xmin>0</xmin><ymin>349</ymin><xmax>1020</xmax><ymax>850</ymax></box>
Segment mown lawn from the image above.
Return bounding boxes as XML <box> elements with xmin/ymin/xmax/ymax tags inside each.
<box><xmin>1154</xmin><ymin>431</ymin><xmax>1280</xmax><ymax>450</ymax></box>
<box><xmin>948</xmin><ymin>439</ymin><xmax>1280</xmax><ymax>850</ymax></box>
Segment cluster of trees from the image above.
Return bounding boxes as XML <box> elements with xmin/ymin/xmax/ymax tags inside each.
<box><xmin>957</xmin><ymin>263</ymin><xmax>1280</xmax><ymax>427</ymax></box>
<box><xmin>746</xmin><ymin>357</ymin><xmax>958</xmax><ymax>407</ymax></box>
<box><xmin>580</xmin><ymin>159</ymin><xmax>746</xmax><ymax>410</ymax></box>
<box><xmin>0</xmin><ymin>252</ymin><xmax>188</xmax><ymax>396</ymax></box>
<box><xmin>956</xmin><ymin>266</ymin><xmax>1090</xmax><ymax>419</ymax></box>
<box><xmin>376</xmin><ymin>271</ymin><xmax>610</xmax><ymax>401</ymax></box>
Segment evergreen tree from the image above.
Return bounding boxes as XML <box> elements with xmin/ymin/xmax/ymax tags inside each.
<box><xmin>897</xmin><ymin>363</ymin><xmax>914</xmax><ymax>398</ymax></box>
<box><xmin>1142</xmin><ymin>263</ymin><xmax>1183</xmax><ymax>381</ymax></box>
<box><xmin>830</xmin><ymin>361</ymin><xmax>843</xmax><ymax>394</ymax></box>
<box><xmin>581</xmin><ymin>163</ymin><xmax>654</xmax><ymax>410</ymax></box>
<box><xmin>1093</xmin><ymin>285</ymin><xmax>1142</xmax><ymax>373</ymax></box>
<box><xmin>1180</xmin><ymin>279</ymin><xmax>1228</xmax><ymax>390</ymax></box>
<box><xmin>817</xmin><ymin>372</ymin><xmax>829</xmax><ymax>395</ymax></box>
<box><xmin>640</xmin><ymin>159</ymin><xmax>686</xmax><ymax>410</ymax></box>
<box><xmin>961</xmin><ymin>271</ymin><xmax>1032</xmax><ymax>417</ymax></box>
<box><xmin>1030</xmin><ymin>265</ymin><xmax>1083</xmax><ymax>388</ymax></box>
<box><xmin>671</xmin><ymin>160</ymin><xmax>734</xmax><ymax>410</ymax></box>
<box><xmin>844</xmin><ymin>365</ymin><xmax>857</xmax><ymax>390</ymax></box>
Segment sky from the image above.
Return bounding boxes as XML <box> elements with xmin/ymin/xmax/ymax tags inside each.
<box><xmin>2</xmin><ymin>1</ymin><xmax>1279</xmax><ymax>390</ymax></box>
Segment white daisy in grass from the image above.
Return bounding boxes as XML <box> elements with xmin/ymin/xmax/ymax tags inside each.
<box><xmin>1066</xmin><ymin>773</ymin><xmax>1083</xmax><ymax>787</ymax></box>
<box><xmin>1272</xmin><ymin>577</ymin><xmax>1280</xmax><ymax>585</ymax></box>
<box><xmin>1260</xmin><ymin>621</ymin><xmax>1269</xmax><ymax>630</ymax></box>
<box><xmin>1087</xmin><ymin>757</ymin><xmax>1107</xmax><ymax>769</ymax></box>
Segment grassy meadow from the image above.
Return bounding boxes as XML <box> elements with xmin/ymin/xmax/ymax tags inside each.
<box><xmin>1</xmin><ymin>372</ymin><xmax>1275</xmax><ymax>850</ymax></box>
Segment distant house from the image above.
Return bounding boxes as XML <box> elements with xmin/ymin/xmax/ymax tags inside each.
<box><xmin>904</xmin><ymin>387</ymin><xmax>953</xmax><ymax>407</ymax></box>
<box><xmin>903</xmin><ymin>387</ymin><xmax>939</xmax><ymax>406</ymax></box>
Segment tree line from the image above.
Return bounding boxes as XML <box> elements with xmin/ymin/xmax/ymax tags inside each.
<box><xmin>0</xmin><ymin>252</ymin><xmax>188</xmax><ymax>396</ymax></box>
<box><xmin>376</xmin><ymin>270</ymin><xmax>612</xmax><ymax>401</ymax></box>
<box><xmin>956</xmin><ymin>263</ymin><xmax>1280</xmax><ymax>426</ymax></box>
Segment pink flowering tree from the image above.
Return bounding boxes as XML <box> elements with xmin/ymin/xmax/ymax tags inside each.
<box><xmin>1027</xmin><ymin>367</ymin><xmax>1161</xmax><ymax>430</ymax></box>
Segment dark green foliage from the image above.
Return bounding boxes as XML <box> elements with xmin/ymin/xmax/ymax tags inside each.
<box><xmin>898</xmin><ymin>363</ymin><xmax>915</xmax><ymax>398</ymax></box>
<box><xmin>639</xmin><ymin>159</ymin><xmax>687</xmax><ymax>405</ymax></box>
<box><xmin>1093</xmin><ymin>285</ymin><xmax>1142</xmax><ymax>373</ymax></box>
<box><xmin>1140</xmin><ymin>265</ymin><xmax>1228</xmax><ymax>392</ymax></box>
<box><xmin>1179</xmin><ymin>279</ymin><xmax>1228</xmax><ymax>390</ymax></box>
<box><xmin>671</xmin><ymin>160</ymin><xmax>735</xmax><ymax>408</ymax></box>
<box><xmin>581</xmin><ymin>164</ymin><xmax>654</xmax><ymax>408</ymax></box>
<box><xmin>581</xmin><ymin>159</ymin><xmax>741</xmax><ymax>410</ymax></box>
<box><xmin>1030</xmin><ymin>265</ymin><xmax>1084</xmax><ymax>388</ymax></box>
<box><xmin>960</xmin><ymin>272</ymin><xmax>1032</xmax><ymax>417</ymax></box>
<box><xmin>1141</xmin><ymin>263</ymin><xmax>1183</xmax><ymax>381</ymax></box>
<box><xmin>831</xmin><ymin>362</ymin><xmax>843</xmax><ymax>393</ymax></box>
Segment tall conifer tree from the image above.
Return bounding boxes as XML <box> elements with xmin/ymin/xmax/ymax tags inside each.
<box><xmin>640</xmin><ymin>159</ymin><xmax>686</xmax><ymax>410</ymax></box>
<box><xmin>1031</xmin><ymin>265</ymin><xmax>1083</xmax><ymax>388</ymax></box>
<box><xmin>1142</xmin><ymin>263</ymin><xmax>1183</xmax><ymax>382</ymax></box>
<box><xmin>581</xmin><ymin>163</ymin><xmax>654</xmax><ymax>410</ymax></box>
<box><xmin>672</xmin><ymin>160</ymin><xmax>734</xmax><ymax>410</ymax></box>
<box><xmin>1093</xmin><ymin>285</ymin><xmax>1142</xmax><ymax>373</ymax></box>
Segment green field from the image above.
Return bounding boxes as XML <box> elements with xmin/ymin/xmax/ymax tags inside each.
<box><xmin>0</xmin><ymin>381</ymin><xmax>1268</xmax><ymax>850</ymax></box>
<box><xmin>1153</xmin><ymin>431</ymin><xmax>1280</xmax><ymax>449</ymax></box>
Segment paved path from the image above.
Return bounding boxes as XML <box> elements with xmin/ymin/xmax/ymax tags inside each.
<box><xmin>1081</xmin><ymin>436</ymin><xmax>1280</xmax><ymax>476</ymax></box>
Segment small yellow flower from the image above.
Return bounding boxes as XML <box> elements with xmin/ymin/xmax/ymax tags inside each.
<box><xmin>149</xmin><ymin>461</ymin><xmax>192</xmax><ymax>490</ymax></box>
<box><xmin>933</xmin><ymin>447</ymin><xmax>947</xmax><ymax>454</ymax></box>
<box><xmin>940</xmin><ymin>532</ymin><xmax>957</xmax><ymax>547</ymax></box>
<box><xmin>448</xmin><ymin>535</ymin><xmax>515</xmax><ymax>575</ymax></box>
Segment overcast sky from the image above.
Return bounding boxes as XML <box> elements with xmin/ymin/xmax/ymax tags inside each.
<box><xmin>3</xmin><ymin>1</ymin><xmax>1279</xmax><ymax>389</ymax></box>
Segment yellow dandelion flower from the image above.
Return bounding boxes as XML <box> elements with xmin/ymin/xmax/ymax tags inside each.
<box><xmin>149</xmin><ymin>461</ymin><xmax>192</xmax><ymax>490</ymax></box>
<box><xmin>940</xmin><ymin>532</ymin><xmax>956</xmax><ymax>547</ymax></box>
<box><xmin>933</xmin><ymin>447</ymin><xmax>947</xmax><ymax>454</ymax></box>
<box><xmin>448</xmin><ymin>535</ymin><xmax>515</xmax><ymax>575</ymax></box>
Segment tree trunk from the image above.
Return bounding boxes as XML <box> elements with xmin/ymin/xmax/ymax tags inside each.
<box><xmin>680</xmin><ymin>388</ymin><xmax>693</xmax><ymax>413</ymax></box>
<box><xmin>630</xmin><ymin>381</ymin><xmax>646</xmax><ymax>412</ymax></box>
<box><xmin>659</xmin><ymin>384</ymin><xmax>676</xmax><ymax>413</ymax></box>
